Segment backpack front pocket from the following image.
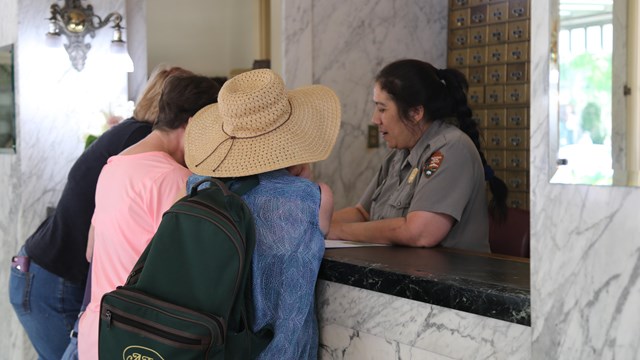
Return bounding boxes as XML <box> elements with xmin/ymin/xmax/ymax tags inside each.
<box><xmin>100</xmin><ymin>288</ymin><xmax>225</xmax><ymax>359</ymax></box>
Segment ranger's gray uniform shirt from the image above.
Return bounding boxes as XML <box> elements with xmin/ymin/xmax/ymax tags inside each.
<box><xmin>359</xmin><ymin>120</ymin><xmax>489</xmax><ymax>252</ymax></box>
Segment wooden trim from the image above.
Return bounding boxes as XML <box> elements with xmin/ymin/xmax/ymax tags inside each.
<box><xmin>259</xmin><ymin>0</ymin><xmax>271</xmax><ymax>60</ymax></box>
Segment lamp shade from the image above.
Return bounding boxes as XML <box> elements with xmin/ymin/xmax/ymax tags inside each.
<box><xmin>110</xmin><ymin>41</ymin><xmax>134</xmax><ymax>73</ymax></box>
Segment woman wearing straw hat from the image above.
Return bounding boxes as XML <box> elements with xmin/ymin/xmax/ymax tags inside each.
<box><xmin>184</xmin><ymin>69</ymin><xmax>340</xmax><ymax>359</ymax></box>
<box><xmin>329</xmin><ymin>59</ymin><xmax>508</xmax><ymax>252</ymax></box>
<box><xmin>77</xmin><ymin>73</ymin><xmax>220</xmax><ymax>360</ymax></box>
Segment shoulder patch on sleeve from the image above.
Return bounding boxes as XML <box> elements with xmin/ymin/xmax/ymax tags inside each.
<box><xmin>422</xmin><ymin>151</ymin><xmax>444</xmax><ymax>178</ymax></box>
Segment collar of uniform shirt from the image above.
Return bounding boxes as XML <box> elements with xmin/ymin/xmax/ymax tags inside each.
<box><xmin>404</xmin><ymin>119</ymin><xmax>444</xmax><ymax>169</ymax></box>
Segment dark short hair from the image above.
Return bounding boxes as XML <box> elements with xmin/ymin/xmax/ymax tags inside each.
<box><xmin>155</xmin><ymin>74</ymin><xmax>220</xmax><ymax>131</ymax></box>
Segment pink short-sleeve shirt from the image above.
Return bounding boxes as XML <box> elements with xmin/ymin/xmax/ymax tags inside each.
<box><xmin>78</xmin><ymin>151</ymin><xmax>191</xmax><ymax>359</ymax></box>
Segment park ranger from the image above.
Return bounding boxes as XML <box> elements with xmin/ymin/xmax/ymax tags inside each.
<box><xmin>329</xmin><ymin>59</ymin><xmax>508</xmax><ymax>252</ymax></box>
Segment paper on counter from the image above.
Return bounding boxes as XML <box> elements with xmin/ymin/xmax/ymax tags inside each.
<box><xmin>324</xmin><ymin>239</ymin><xmax>389</xmax><ymax>248</ymax></box>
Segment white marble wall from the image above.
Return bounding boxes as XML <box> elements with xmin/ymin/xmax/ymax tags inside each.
<box><xmin>283</xmin><ymin>0</ymin><xmax>448</xmax><ymax>209</ymax></box>
<box><xmin>317</xmin><ymin>281</ymin><xmax>531</xmax><ymax>360</ymax></box>
<box><xmin>530</xmin><ymin>2</ymin><xmax>640</xmax><ymax>359</ymax></box>
<box><xmin>0</xmin><ymin>0</ymin><xmax>129</xmax><ymax>358</ymax></box>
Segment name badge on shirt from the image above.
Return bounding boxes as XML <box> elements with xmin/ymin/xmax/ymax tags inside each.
<box><xmin>423</xmin><ymin>151</ymin><xmax>444</xmax><ymax>178</ymax></box>
<box><xmin>407</xmin><ymin>168</ymin><xmax>419</xmax><ymax>184</ymax></box>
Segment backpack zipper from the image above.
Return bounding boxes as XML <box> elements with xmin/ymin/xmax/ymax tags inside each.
<box><xmin>104</xmin><ymin>308</ymin><xmax>204</xmax><ymax>346</ymax></box>
<box><xmin>112</xmin><ymin>288</ymin><xmax>226</xmax><ymax>339</ymax></box>
<box><xmin>103</xmin><ymin>291</ymin><xmax>224</xmax><ymax>351</ymax></box>
<box><xmin>126</xmin><ymin>263</ymin><xmax>144</xmax><ymax>284</ymax></box>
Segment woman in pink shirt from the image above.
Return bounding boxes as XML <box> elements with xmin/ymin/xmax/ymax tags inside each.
<box><xmin>78</xmin><ymin>73</ymin><xmax>220</xmax><ymax>359</ymax></box>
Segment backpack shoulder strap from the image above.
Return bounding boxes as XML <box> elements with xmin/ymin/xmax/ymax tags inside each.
<box><xmin>226</xmin><ymin>175</ymin><xmax>259</xmax><ymax>196</ymax></box>
<box><xmin>188</xmin><ymin>175</ymin><xmax>259</xmax><ymax>198</ymax></box>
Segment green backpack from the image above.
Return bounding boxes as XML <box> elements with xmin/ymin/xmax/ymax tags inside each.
<box><xmin>99</xmin><ymin>177</ymin><xmax>272</xmax><ymax>359</ymax></box>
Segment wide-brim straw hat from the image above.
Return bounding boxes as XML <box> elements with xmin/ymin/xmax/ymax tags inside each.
<box><xmin>185</xmin><ymin>69</ymin><xmax>341</xmax><ymax>178</ymax></box>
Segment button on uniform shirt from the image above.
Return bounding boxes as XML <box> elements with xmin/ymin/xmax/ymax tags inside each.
<box><xmin>359</xmin><ymin>120</ymin><xmax>489</xmax><ymax>252</ymax></box>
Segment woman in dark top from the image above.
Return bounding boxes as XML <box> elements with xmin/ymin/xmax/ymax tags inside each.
<box><xmin>8</xmin><ymin>65</ymin><xmax>192</xmax><ymax>360</ymax></box>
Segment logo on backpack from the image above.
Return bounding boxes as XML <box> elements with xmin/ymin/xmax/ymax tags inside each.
<box><xmin>124</xmin><ymin>345</ymin><xmax>164</xmax><ymax>360</ymax></box>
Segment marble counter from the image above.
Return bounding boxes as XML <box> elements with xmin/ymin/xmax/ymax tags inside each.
<box><xmin>319</xmin><ymin>246</ymin><xmax>530</xmax><ymax>326</ymax></box>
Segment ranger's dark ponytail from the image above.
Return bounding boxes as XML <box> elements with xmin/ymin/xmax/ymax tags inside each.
<box><xmin>436</xmin><ymin>68</ymin><xmax>508</xmax><ymax>222</ymax></box>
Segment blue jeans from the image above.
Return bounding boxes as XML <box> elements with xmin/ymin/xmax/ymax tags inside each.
<box><xmin>60</xmin><ymin>322</ymin><xmax>79</xmax><ymax>360</ymax></box>
<box><xmin>9</xmin><ymin>246</ymin><xmax>84</xmax><ymax>360</ymax></box>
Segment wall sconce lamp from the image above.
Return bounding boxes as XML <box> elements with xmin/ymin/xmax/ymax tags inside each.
<box><xmin>45</xmin><ymin>0</ymin><xmax>134</xmax><ymax>72</ymax></box>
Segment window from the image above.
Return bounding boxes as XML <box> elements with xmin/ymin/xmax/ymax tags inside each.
<box><xmin>553</xmin><ymin>1</ymin><xmax>613</xmax><ymax>185</ymax></box>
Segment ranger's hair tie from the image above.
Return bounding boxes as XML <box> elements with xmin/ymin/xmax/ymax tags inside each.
<box><xmin>436</xmin><ymin>69</ymin><xmax>447</xmax><ymax>85</ymax></box>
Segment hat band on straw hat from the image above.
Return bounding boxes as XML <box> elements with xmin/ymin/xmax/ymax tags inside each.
<box><xmin>194</xmin><ymin>100</ymin><xmax>294</xmax><ymax>173</ymax></box>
